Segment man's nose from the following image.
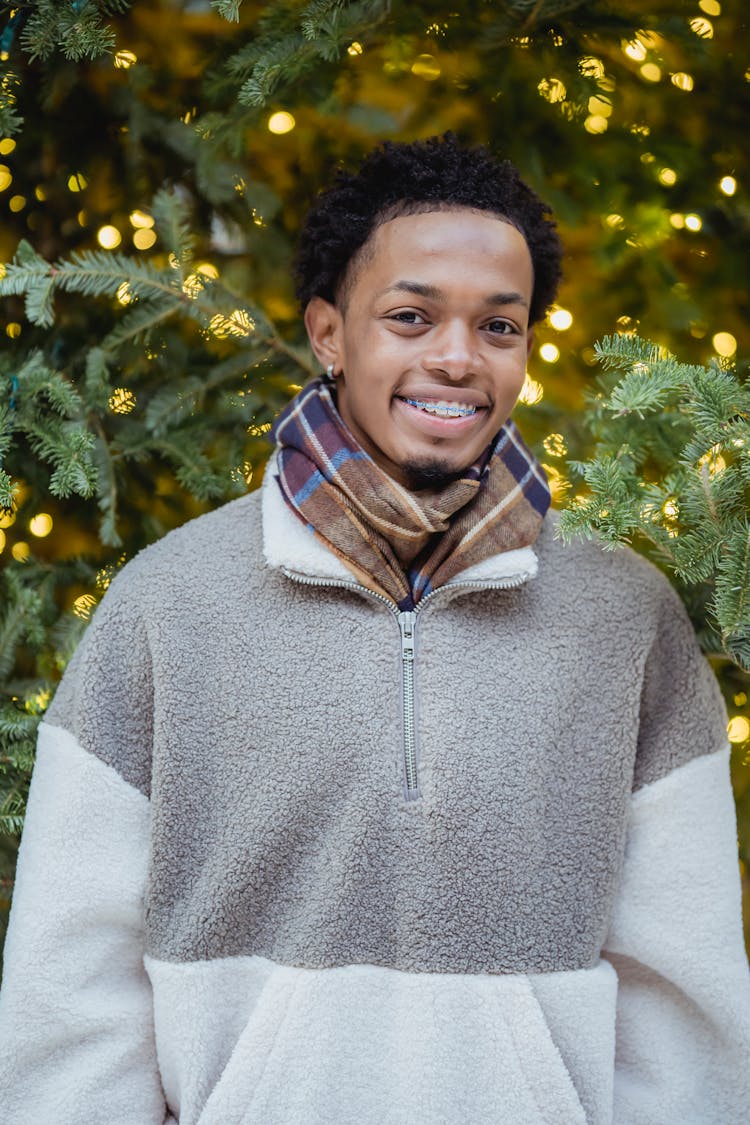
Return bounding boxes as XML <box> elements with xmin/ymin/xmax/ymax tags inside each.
<box><xmin>421</xmin><ymin>320</ymin><xmax>478</xmax><ymax>380</ymax></box>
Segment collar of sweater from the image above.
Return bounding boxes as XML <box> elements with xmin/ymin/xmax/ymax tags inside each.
<box><xmin>261</xmin><ymin>452</ymin><xmax>539</xmax><ymax>597</ymax></box>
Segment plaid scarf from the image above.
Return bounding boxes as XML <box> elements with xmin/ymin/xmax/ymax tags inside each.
<box><xmin>271</xmin><ymin>378</ymin><xmax>550</xmax><ymax>610</ymax></box>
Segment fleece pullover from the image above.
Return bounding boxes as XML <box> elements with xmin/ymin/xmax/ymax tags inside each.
<box><xmin>1</xmin><ymin>461</ymin><xmax>749</xmax><ymax>1124</ymax></box>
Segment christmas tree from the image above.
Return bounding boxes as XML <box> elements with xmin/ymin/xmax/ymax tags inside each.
<box><xmin>1</xmin><ymin>0</ymin><xmax>748</xmax><ymax>945</ymax></box>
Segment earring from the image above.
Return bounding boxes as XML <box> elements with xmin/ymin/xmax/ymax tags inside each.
<box><xmin>326</xmin><ymin>363</ymin><xmax>336</xmax><ymax>378</ymax></box>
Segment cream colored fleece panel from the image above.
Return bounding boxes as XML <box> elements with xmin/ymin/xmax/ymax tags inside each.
<box><xmin>145</xmin><ymin>953</ymin><xmax>614</xmax><ymax>1125</ymax></box>
<box><xmin>603</xmin><ymin>746</ymin><xmax>750</xmax><ymax>1124</ymax></box>
<box><xmin>0</xmin><ymin>723</ymin><xmax>167</xmax><ymax>1125</ymax></box>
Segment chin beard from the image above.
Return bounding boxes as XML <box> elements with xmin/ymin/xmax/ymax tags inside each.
<box><xmin>401</xmin><ymin>458</ymin><xmax>468</xmax><ymax>492</ymax></box>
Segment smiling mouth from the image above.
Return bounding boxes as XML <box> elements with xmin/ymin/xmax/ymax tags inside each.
<box><xmin>399</xmin><ymin>397</ymin><xmax>480</xmax><ymax>419</ymax></box>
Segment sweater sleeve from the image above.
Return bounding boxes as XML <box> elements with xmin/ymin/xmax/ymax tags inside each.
<box><xmin>0</xmin><ymin>576</ymin><xmax>169</xmax><ymax>1125</ymax></box>
<box><xmin>602</xmin><ymin>582</ymin><xmax>750</xmax><ymax>1124</ymax></box>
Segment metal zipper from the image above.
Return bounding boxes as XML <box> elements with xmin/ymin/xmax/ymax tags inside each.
<box><xmin>281</xmin><ymin>566</ymin><xmax>533</xmax><ymax>802</ymax></box>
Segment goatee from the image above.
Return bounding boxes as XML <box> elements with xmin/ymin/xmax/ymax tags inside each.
<box><xmin>401</xmin><ymin>459</ymin><xmax>468</xmax><ymax>492</ymax></box>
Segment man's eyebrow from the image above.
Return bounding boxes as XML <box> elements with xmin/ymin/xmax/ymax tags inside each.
<box><xmin>381</xmin><ymin>280</ymin><xmax>528</xmax><ymax>308</ymax></box>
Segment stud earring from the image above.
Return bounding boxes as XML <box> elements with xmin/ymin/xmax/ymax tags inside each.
<box><xmin>326</xmin><ymin>363</ymin><xmax>336</xmax><ymax>378</ymax></box>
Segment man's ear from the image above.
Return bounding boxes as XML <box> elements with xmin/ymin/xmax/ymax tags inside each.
<box><xmin>525</xmin><ymin>328</ymin><xmax>535</xmax><ymax>359</ymax></box>
<box><xmin>304</xmin><ymin>297</ymin><xmax>344</xmax><ymax>373</ymax></box>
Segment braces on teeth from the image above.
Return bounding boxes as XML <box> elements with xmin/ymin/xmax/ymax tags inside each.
<box><xmin>403</xmin><ymin>398</ymin><xmax>477</xmax><ymax>417</ymax></box>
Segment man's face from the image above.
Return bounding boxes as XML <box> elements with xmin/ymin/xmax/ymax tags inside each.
<box><xmin>304</xmin><ymin>207</ymin><xmax>535</xmax><ymax>488</ymax></box>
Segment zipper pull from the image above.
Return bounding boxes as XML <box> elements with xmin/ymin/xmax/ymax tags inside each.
<box><xmin>398</xmin><ymin>610</ymin><xmax>416</xmax><ymax>660</ymax></box>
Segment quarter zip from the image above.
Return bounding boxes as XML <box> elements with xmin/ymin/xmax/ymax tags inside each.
<box><xmin>281</xmin><ymin>566</ymin><xmax>534</xmax><ymax>803</ymax></box>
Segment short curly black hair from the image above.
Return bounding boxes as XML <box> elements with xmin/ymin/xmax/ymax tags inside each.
<box><xmin>295</xmin><ymin>133</ymin><xmax>563</xmax><ymax>325</ymax></box>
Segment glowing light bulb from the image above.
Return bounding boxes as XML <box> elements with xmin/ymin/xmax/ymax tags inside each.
<box><xmin>67</xmin><ymin>172</ymin><xmax>88</xmax><ymax>193</ymax></box>
<box><xmin>539</xmin><ymin>343</ymin><xmax>560</xmax><ymax>363</ymax></box>
<box><xmin>518</xmin><ymin>375</ymin><xmax>544</xmax><ymax>405</ymax></box>
<box><xmin>129</xmin><ymin>209</ymin><xmax>154</xmax><ymax>228</ymax></box>
<box><xmin>97</xmin><ymin>225</ymin><xmax>122</xmax><ymax>249</ymax></box>
<box><xmin>29</xmin><ymin>513</ymin><xmax>53</xmax><ymax>537</ymax></box>
<box><xmin>347</xmin><ymin>41</ymin><xmax>363</xmax><ymax>56</ymax></box>
<box><xmin>670</xmin><ymin>72</ymin><xmax>694</xmax><ymax>91</ymax></box>
<box><xmin>114</xmin><ymin>50</ymin><xmax>137</xmax><ymax>69</ymax></box>
<box><xmin>267</xmin><ymin>111</ymin><xmax>296</xmax><ymax>134</ymax></box>
<box><xmin>658</xmin><ymin>168</ymin><xmax>677</xmax><ymax>186</ymax></box>
<box><xmin>0</xmin><ymin>138</ymin><xmax>15</xmax><ymax>155</ymax></box>
<box><xmin>712</xmin><ymin>332</ymin><xmax>737</xmax><ymax>357</ymax></box>
<box><xmin>719</xmin><ymin>176</ymin><xmax>737</xmax><ymax>196</ymax></box>
<box><xmin>684</xmin><ymin>214</ymin><xmax>702</xmax><ymax>232</ymax></box>
<box><xmin>639</xmin><ymin>63</ymin><xmax>662</xmax><ymax>82</ymax></box>
<box><xmin>537</xmin><ymin>77</ymin><xmax>566</xmax><ymax>103</ymax></box>
<box><xmin>584</xmin><ymin>115</ymin><xmax>608</xmax><ymax>134</ymax></box>
<box><xmin>623</xmin><ymin>39</ymin><xmax>647</xmax><ymax>61</ymax></box>
<box><xmin>133</xmin><ymin>227</ymin><xmax>157</xmax><ymax>250</ymax></box>
<box><xmin>728</xmin><ymin>716</ymin><xmax>750</xmax><ymax>743</ymax></box>
<box><xmin>549</xmin><ymin>307</ymin><xmax>573</xmax><ymax>331</ymax></box>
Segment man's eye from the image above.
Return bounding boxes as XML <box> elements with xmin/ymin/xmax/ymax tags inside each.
<box><xmin>485</xmin><ymin>319</ymin><xmax>516</xmax><ymax>335</ymax></box>
<box><xmin>389</xmin><ymin>311</ymin><xmax>426</xmax><ymax>325</ymax></box>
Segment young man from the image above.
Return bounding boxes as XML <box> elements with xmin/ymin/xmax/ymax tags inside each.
<box><xmin>1</xmin><ymin>135</ymin><xmax>749</xmax><ymax>1124</ymax></box>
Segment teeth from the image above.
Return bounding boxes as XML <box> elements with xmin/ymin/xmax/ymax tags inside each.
<box><xmin>403</xmin><ymin>398</ymin><xmax>478</xmax><ymax>418</ymax></box>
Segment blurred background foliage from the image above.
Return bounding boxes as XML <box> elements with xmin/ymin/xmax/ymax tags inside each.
<box><xmin>0</xmin><ymin>0</ymin><xmax>748</xmax><ymax>946</ymax></box>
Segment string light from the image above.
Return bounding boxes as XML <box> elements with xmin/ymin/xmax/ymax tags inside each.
<box><xmin>699</xmin><ymin>0</ymin><xmax>721</xmax><ymax>13</ymax></box>
<box><xmin>640</xmin><ymin>63</ymin><xmax>661</xmax><ymax>82</ymax></box>
<box><xmin>684</xmin><ymin>213</ymin><xmax>702</xmax><ymax>231</ymax></box>
<box><xmin>548</xmin><ymin>307</ymin><xmax>573</xmax><ymax>331</ymax></box>
<box><xmin>0</xmin><ymin>165</ymin><xmax>12</xmax><ymax>191</ymax></box>
<box><xmin>114</xmin><ymin>50</ymin><xmax>137</xmax><ymax>69</ymax></box>
<box><xmin>8</xmin><ymin>194</ymin><xmax>25</xmax><ymax>212</ymax></box>
<box><xmin>584</xmin><ymin>115</ymin><xmax>608</xmax><ymax>133</ymax></box>
<box><xmin>67</xmin><ymin>172</ymin><xmax>88</xmax><ymax>192</ymax></box>
<box><xmin>658</xmin><ymin>168</ymin><xmax>678</xmax><ymax>186</ymax></box>
<box><xmin>411</xmin><ymin>54</ymin><xmax>441</xmax><ymax>80</ymax></box>
<box><xmin>539</xmin><ymin>343</ymin><xmax>560</xmax><ymax>363</ymax></box>
<box><xmin>728</xmin><ymin>716</ymin><xmax>750</xmax><ymax>743</ymax></box>
<box><xmin>73</xmin><ymin>594</ymin><xmax>97</xmax><ymax>619</ymax></box>
<box><xmin>97</xmin><ymin>225</ymin><xmax>122</xmax><ymax>249</ymax></box>
<box><xmin>669</xmin><ymin>213</ymin><xmax>685</xmax><ymax>229</ymax></box>
<box><xmin>133</xmin><ymin>228</ymin><xmax>157</xmax><ymax>250</ymax></box>
<box><xmin>587</xmin><ymin>95</ymin><xmax>612</xmax><ymax>117</ymax></box>
<box><xmin>109</xmin><ymin>388</ymin><xmax>136</xmax><ymax>414</ymax></box>
<box><xmin>347</xmin><ymin>41</ymin><xmax>363</xmax><ymax>56</ymax></box>
<box><xmin>622</xmin><ymin>39</ymin><xmax>647</xmax><ymax>61</ymax></box>
<box><xmin>518</xmin><ymin>374</ymin><xmax>544</xmax><ymax>405</ymax></box>
<box><xmin>11</xmin><ymin>541</ymin><xmax>29</xmax><ymax>561</ymax></box>
<box><xmin>0</xmin><ymin>529</ymin><xmax>5</xmax><ymax>553</ymax></box>
<box><xmin>116</xmin><ymin>282</ymin><xmax>134</xmax><ymax>305</ymax></box>
<box><xmin>690</xmin><ymin>16</ymin><xmax>714</xmax><ymax>38</ymax></box>
<box><xmin>129</xmin><ymin>209</ymin><xmax>154</xmax><ymax>228</ymax></box>
<box><xmin>712</xmin><ymin>331</ymin><xmax>737</xmax><ymax>357</ymax></box>
<box><xmin>537</xmin><ymin>77</ymin><xmax>566</xmax><ymax>103</ymax></box>
<box><xmin>267</xmin><ymin>111</ymin><xmax>296</xmax><ymax>134</ymax></box>
<box><xmin>29</xmin><ymin>513</ymin><xmax>53</xmax><ymax>537</ymax></box>
<box><xmin>34</xmin><ymin>185</ymin><xmax>46</xmax><ymax>201</ymax></box>
<box><xmin>0</xmin><ymin>138</ymin><xmax>15</xmax><ymax>154</ymax></box>
<box><xmin>6</xmin><ymin>322</ymin><xmax>21</xmax><ymax>338</ymax></box>
<box><xmin>670</xmin><ymin>72</ymin><xmax>694</xmax><ymax>91</ymax></box>
<box><xmin>543</xmin><ymin>433</ymin><xmax>567</xmax><ymax>457</ymax></box>
<box><xmin>719</xmin><ymin>176</ymin><xmax>737</xmax><ymax>196</ymax></box>
<box><xmin>196</xmin><ymin>262</ymin><xmax>219</xmax><ymax>279</ymax></box>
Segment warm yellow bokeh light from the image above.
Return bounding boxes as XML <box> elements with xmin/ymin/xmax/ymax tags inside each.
<box><xmin>411</xmin><ymin>54</ymin><xmax>441</xmax><ymax>80</ymax></box>
<box><xmin>29</xmin><ymin>513</ymin><xmax>53</xmax><ymax>538</ymax></box>
<box><xmin>97</xmin><ymin>225</ymin><xmax>122</xmax><ymax>249</ymax></box>
<box><xmin>669</xmin><ymin>213</ymin><xmax>685</xmax><ymax>229</ymax></box>
<box><xmin>9</xmin><ymin>194</ymin><xmax>26</xmax><ymax>212</ymax></box>
<box><xmin>578</xmin><ymin>56</ymin><xmax>605</xmax><ymax>80</ymax></box>
<box><xmin>67</xmin><ymin>172</ymin><xmax>88</xmax><ymax>193</ymax></box>
<box><xmin>0</xmin><ymin>165</ymin><xmax>12</xmax><ymax>191</ymax></box>
<box><xmin>605</xmin><ymin>213</ymin><xmax>625</xmax><ymax>229</ymax></box>
<box><xmin>0</xmin><ymin>529</ymin><xmax>5</xmax><ymax>552</ymax></box>
<box><xmin>720</xmin><ymin>176</ymin><xmax>737</xmax><ymax>196</ymax></box>
<box><xmin>584</xmin><ymin>115</ymin><xmax>608</xmax><ymax>134</ymax></box>
<box><xmin>116</xmin><ymin>282</ymin><xmax>134</xmax><ymax>305</ymax></box>
<box><xmin>267</xmin><ymin>111</ymin><xmax>296</xmax><ymax>134</ymax></box>
<box><xmin>543</xmin><ymin>433</ymin><xmax>568</xmax><ymax>457</ymax></box>
<box><xmin>640</xmin><ymin>63</ymin><xmax>662</xmax><ymax>82</ymax></box>
<box><xmin>658</xmin><ymin>168</ymin><xmax>677</xmax><ymax>186</ymax></box>
<box><xmin>133</xmin><ymin>227</ymin><xmax>157</xmax><ymax>250</ymax></box>
<box><xmin>0</xmin><ymin>138</ymin><xmax>15</xmax><ymax>155</ymax></box>
<box><xmin>182</xmin><ymin>273</ymin><xmax>204</xmax><ymax>298</ymax></box>
<box><xmin>12</xmin><ymin>541</ymin><xmax>30</xmax><ymax>562</ymax></box>
<box><xmin>537</xmin><ymin>77</ymin><xmax>566</xmax><ymax>103</ymax></box>
<box><xmin>712</xmin><ymin>332</ymin><xmax>737</xmax><ymax>357</ymax></box>
<box><xmin>73</xmin><ymin>593</ymin><xmax>97</xmax><ymax>619</ymax></box>
<box><xmin>699</xmin><ymin>0</ymin><xmax>721</xmax><ymax>13</ymax></box>
<box><xmin>518</xmin><ymin>374</ymin><xmax>544</xmax><ymax>405</ymax></box>
<box><xmin>114</xmin><ymin>50</ymin><xmax>137</xmax><ymax>69</ymax></box>
<box><xmin>539</xmin><ymin>343</ymin><xmax>560</xmax><ymax>363</ymax></box>
<box><xmin>623</xmin><ymin>39</ymin><xmax>647</xmax><ymax>61</ymax></box>
<box><xmin>196</xmin><ymin>262</ymin><xmax>219</xmax><ymax>279</ymax></box>
<box><xmin>670</xmin><ymin>72</ymin><xmax>694</xmax><ymax>92</ymax></box>
<box><xmin>587</xmin><ymin>95</ymin><xmax>612</xmax><ymax>117</ymax></box>
<box><xmin>690</xmin><ymin>16</ymin><xmax>714</xmax><ymax>38</ymax></box>
<box><xmin>728</xmin><ymin>716</ymin><xmax>750</xmax><ymax>744</ymax></box>
<box><xmin>549</xmin><ymin>307</ymin><xmax>573</xmax><ymax>331</ymax></box>
<box><xmin>6</xmin><ymin>322</ymin><xmax>21</xmax><ymax>338</ymax></box>
<box><xmin>0</xmin><ymin>510</ymin><xmax>14</xmax><ymax>528</ymax></box>
<box><xmin>129</xmin><ymin>209</ymin><xmax>154</xmax><ymax>228</ymax></box>
<box><xmin>347</xmin><ymin>41</ymin><xmax>363</xmax><ymax>56</ymax></box>
<box><xmin>109</xmin><ymin>388</ymin><xmax>137</xmax><ymax>414</ymax></box>
<box><xmin>684</xmin><ymin>214</ymin><xmax>702</xmax><ymax>232</ymax></box>
<box><xmin>34</xmin><ymin>185</ymin><xmax>47</xmax><ymax>201</ymax></box>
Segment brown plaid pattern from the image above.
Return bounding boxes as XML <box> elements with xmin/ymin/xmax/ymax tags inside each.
<box><xmin>271</xmin><ymin>378</ymin><xmax>550</xmax><ymax>610</ymax></box>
